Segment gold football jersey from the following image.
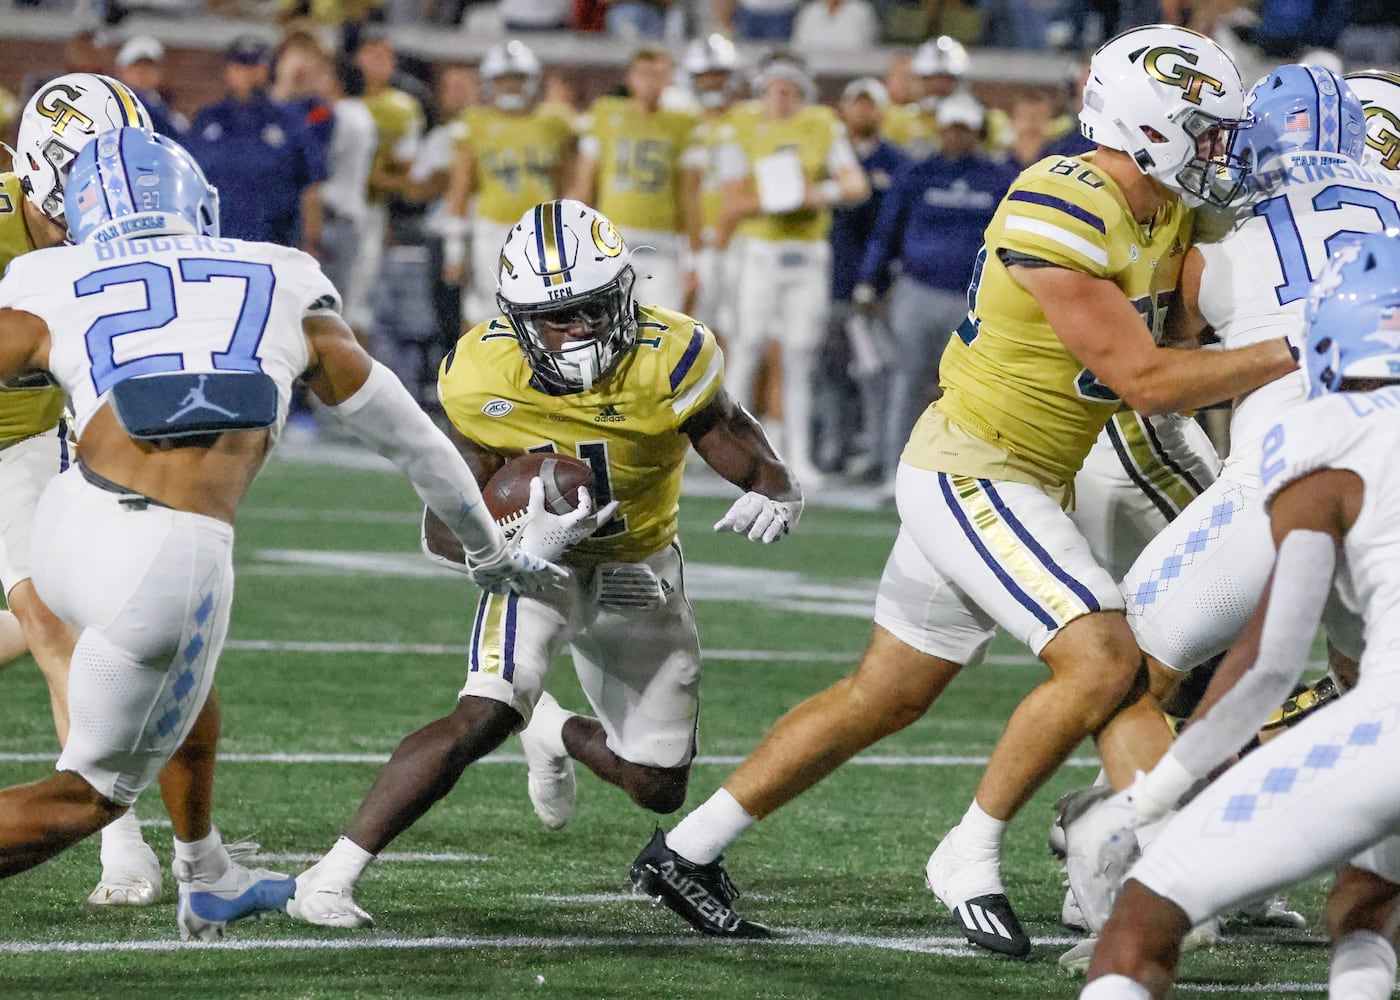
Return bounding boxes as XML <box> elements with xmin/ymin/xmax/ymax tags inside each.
<box><xmin>437</xmin><ymin>303</ymin><xmax>723</xmax><ymax>566</ymax></box>
<box><xmin>903</xmin><ymin>152</ymin><xmax>1193</xmax><ymax>490</ymax></box>
<box><xmin>579</xmin><ymin>97</ymin><xmax>696</xmax><ymax>232</ymax></box>
<box><xmin>0</xmin><ymin>173</ymin><xmax>65</xmax><ymax>444</ymax></box>
<box><xmin>883</xmin><ymin>102</ymin><xmax>938</xmax><ymax>159</ymax></box>
<box><xmin>731</xmin><ymin>104</ymin><xmax>846</xmax><ymax>244</ymax></box>
<box><xmin>461</xmin><ymin>105</ymin><xmax>574</xmax><ymax>225</ymax></box>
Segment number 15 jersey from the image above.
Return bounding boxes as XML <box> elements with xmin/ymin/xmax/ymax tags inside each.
<box><xmin>905</xmin><ymin>153</ymin><xmax>1192</xmax><ymax>489</ymax></box>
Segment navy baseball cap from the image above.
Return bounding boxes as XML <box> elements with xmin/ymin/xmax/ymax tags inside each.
<box><xmin>225</xmin><ymin>36</ymin><xmax>270</xmax><ymax>65</ymax></box>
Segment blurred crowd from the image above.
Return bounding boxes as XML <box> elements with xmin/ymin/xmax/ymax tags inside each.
<box><xmin>1</xmin><ymin>0</ymin><xmax>1395</xmax><ymax>488</ymax></box>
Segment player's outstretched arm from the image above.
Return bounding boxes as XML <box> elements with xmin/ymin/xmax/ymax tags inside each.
<box><xmin>301</xmin><ymin>313</ymin><xmax>507</xmax><ymax>564</ymax></box>
<box><xmin>1014</xmin><ymin>264</ymin><xmax>1296</xmax><ymax>415</ymax></box>
<box><xmin>685</xmin><ymin>388</ymin><xmax>803</xmax><ymax>543</ymax></box>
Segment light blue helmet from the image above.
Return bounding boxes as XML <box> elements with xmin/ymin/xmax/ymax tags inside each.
<box><xmin>1302</xmin><ymin>229</ymin><xmax>1400</xmax><ymax>398</ymax></box>
<box><xmin>63</xmin><ymin>127</ymin><xmax>220</xmax><ymax>245</ymax></box>
<box><xmin>1243</xmin><ymin>63</ymin><xmax>1366</xmax><ymax>169</ymax></box>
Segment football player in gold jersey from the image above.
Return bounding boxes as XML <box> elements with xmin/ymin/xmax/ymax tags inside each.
<box><xmin>627</xmin><ymin>26</ymin><xmax>1296</xmax><ymax>954</ymax></box>
<box><xmin>716</xmin><ymin>52</ymin><xmax>869</xmax><ymax>487</ymax></box>
<box><xmin>441</xmin><ymin>40</ymin><xmax>576</xmax><ymax>323</ymax></box>
<box><xmin>4</xmin><ymin>74</ymin><xmax>186</xmax><ymax>908</ymax></box>
<box><xmin>287</xmin><ymin>201</ymin><xmax>802</xmax><ymax>929</ymax></box>
<box><xmin>569</xmin><ymin>48</ymin><xmax>696</xmax><ymax>310</ymax></box>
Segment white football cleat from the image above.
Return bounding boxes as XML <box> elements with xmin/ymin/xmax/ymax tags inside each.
<box><xmin>174</xmin><ymin>841</ymin><xmax>296</xmax><ymax>942</ymax></box>
<box><xmin>1059</xmin><ymin>918</ymin><xmax>1222</xmax><ymax>975</ymax></box>
<box><xmin>1234</xmin><ymin>894</ymin><xmax>1307</xmax><ymax>929</ymax></box>
<box><xmin>519</xmin><ymin>692</ymin><xmax>577</xmax><ymax>830</ymax></box>
<box><xmin>89</xmin><ymin>841</ymin><xmax>163</xmax><ymax>906</ymax></box>
<box><xmin>285</xmin><ymin>864</ymin><xmax>374</xmax><ymax>929</ymax></box>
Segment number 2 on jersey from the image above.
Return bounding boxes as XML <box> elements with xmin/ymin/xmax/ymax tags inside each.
<box><xmin>76</xmin><ymin>258</ymin><xmax>274</xmax><ymax>395</ymax></box>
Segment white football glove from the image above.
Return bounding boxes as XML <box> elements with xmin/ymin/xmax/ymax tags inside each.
<box><xmin>516</xmin><ymin>477</ymin><xmax>620</xmax><ymax>564</ymax></box>
<box><xmin>464</xmin><ymin>542</ymin><xmax>565</xmax><ymax>596</ymax></box>
<box><xmin>713</xmin><ymin>492</ymin><xmax>803</xmax><ymax>543</ymax></box>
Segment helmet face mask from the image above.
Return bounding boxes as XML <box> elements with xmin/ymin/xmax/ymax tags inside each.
<box><xmin>497</xmin><ymin>200</ymin><xmax>639</xmax><ymax>394</ymax></box>
<box><xmin>1079</xmin><ymin>25</ymin><xmax>1250</xmax><ymax>207</ymax></box>
<box><xmin>14</xmin><ymin>73</ymin><xmax>153</xmax><ymax>228</ymax></box>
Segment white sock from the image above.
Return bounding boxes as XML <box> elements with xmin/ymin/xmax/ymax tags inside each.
<box><xmin>315</xmin><ymin>836</ymin><xmax>377</xmax><ymax>887</ymax></box>
<box><xmin>526</xmin><ymin>692</ymin><xmax>574</xmax><ymax>759</ymax></box>
<box><xmin>1330</xmin><ymin>930</ymin><xmax>1397</xmax><ymax>999</ymax></box>
<box><xmin>665</xmin><ymin>788</ymin><xmax>756</xmax><ymax>865</ymax></box>
<box><xmin>173</xmin><ymin>826</ymin><xmax>226</xmax><ymax>882</ymax></box>
<box><xmin>99</xmin><ymin>809</ymin><xmax>146</xmax><ymax>861</ymax></box>
<box><xmin>955</xmin><ymin>799</ymin><xmax>1006</xmax><ymax>856</ymax></box>
<box><xmin>1080</xmin><ymin>974</ymin><xmax>1152</xmax><ymax>999</ymax></box>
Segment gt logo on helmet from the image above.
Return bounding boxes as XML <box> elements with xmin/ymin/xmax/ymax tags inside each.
<box><xmin>1362</xmin><ymin>105</ymin><xmax>1400</xmax><ymax>170</ymax></box>
<box><xmin>1141</xmin><ymin>46</ymin><xmax>1226</xmax><ymax>107</ymax></box>
<box><xmin>34</xmin><ymin>84</ymin><xmax>96</xmax><ymax>137</ymax></box>
<box><xmin>591</xmin><ymin>216</ymin><xmax>624</xmax><ymax>258</ymax></box>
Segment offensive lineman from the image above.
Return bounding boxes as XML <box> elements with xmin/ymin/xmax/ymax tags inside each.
<box><xmin>0</xmin><ymin>127</ymin><xmax>553</xmax><ymax>937</ymax></box>
<box><xmin>626</xmin><ymin>26</ymin><xmax>1294</xmax><ymax>956</ymax></box>
<box><xmin>286</xmin><ymin>199</ymin><xmax>804</xmax><ymax>929</ymax></box>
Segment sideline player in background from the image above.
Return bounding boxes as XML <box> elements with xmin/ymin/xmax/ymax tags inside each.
<box><xmin>1079</xmin><ymin>230</ymin><xmax>1400</xmax><ymax>1000</ymax></box>
<box><xmin>627</xmin><ymin>25</ymin><xmax>1294</xmax><ymax>955</ymax></box>
<box><xmin>4</xmin><ymin>72</ymin><xmax>170</xmax><ymax>906</ymax></box>
<box><xmin>716</xmin><ymin>51</ymin><xmax>869</xmax><ymax>487</ymax></box>
<box><xmin>441</xmin><ymin>40</ymin><xmax>575</xmax><ymax>324</ymax></box>
<box><xmin>569</xmin><ymin>47</ymin><xmax>696</xmax><ymax>311</ymax></box>
<box><xmin>286</xmin><ymin>200</ymin><xmax>803</xmax><ymax>929</ymax></box>
<box><xmin>0</xmin><ymin>127</ymin><xmax>553</xmax><ymax>938</ymax></box>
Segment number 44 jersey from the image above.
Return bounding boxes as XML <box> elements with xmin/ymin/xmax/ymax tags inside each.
<box><xmin>0</xmin><ymin>236</ymin><xmax>336</xmax><ymax>440</ymax></box>
<box><xmin>1197</xmin><ymin>152</ymin><xmax>1400</xmax><ymax>453</ymax></box>
<box><xmin>915</xmin><ymin>152</ymin><xmax>1193</xmax><ymax>488</ymax></box>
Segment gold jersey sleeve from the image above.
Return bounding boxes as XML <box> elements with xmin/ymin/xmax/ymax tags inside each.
<box><xmin>463</xmin><ymin>106</ymin><xmax>574</xmax><ymax>225</ymax></box>
<box><xmin>437</xmin><ymin>303</ymin><xmax>723</xmax><ymax>567</ymax></box>
<box><xmin>584</xmin><ymin>97</ymin><xmax>696</xmax><ymax>232</ymax></box>
<box><xmin>903</xmin><ymin>153</ymin><xmax>1194</xmax><ymax>489</ymax></box>
<box><xmin>735</xmin><ymin>105</ymin><xmax>846</xmax><ymax>244</ymax></box>
<box><xmin>0</xmin><ymin>173</ymin><xmax>64</xmax><ymax>445</ymax></box>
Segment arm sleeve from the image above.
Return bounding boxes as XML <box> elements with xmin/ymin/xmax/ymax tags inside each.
<box><xmin>1168</xmin><ymin>529</ymin><xmax>1337</xmax><ymax>781</ymax></box>
<box><xmin>327</xmin><ymin>361</ymin><xmax>503</xmax><ymax>561</ymax></box>
<box><xmin>857</xmin><ymin>163</ymin><xmax>911</xmax><ymax>287</ymax></box>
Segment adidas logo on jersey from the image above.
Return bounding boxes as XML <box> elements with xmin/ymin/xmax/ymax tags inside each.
<box><xmin>594</xmin><ymin>403</ymin><xmax>625</xmax><ymax>423</ymax></box>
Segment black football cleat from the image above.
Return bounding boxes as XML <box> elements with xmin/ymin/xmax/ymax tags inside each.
<box><xmin>949</xmin><ymin>893</ymin><xmax>1032</xmax><ymax>959</ymax></box>
<box><xmin>630</xmin><ymin>828</ymin><xmax>772</xmax><ymax>939</ymax></box>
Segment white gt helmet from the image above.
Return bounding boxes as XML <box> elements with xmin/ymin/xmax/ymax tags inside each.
<box><xmin>911</xmin><ymin>36</ymin><xmax>969</xmax><ymax>79</ymax></box>
<box><xmin>752</xmin><ymin>51</ymin><xmax>816</xmax><ymax>105</ymax></box>
<box><xmin>497</xmin><ymin>200</ymin><xmax>638</xmax><ymax>394</ymax></box>
<box><xmin>480</xmin><ymin>40</ymin><xmax>542</xmax><ymax>112</ymax></box>
<box><xmin>14</xmin><ymin>72</ymin><xmax>152</xmax><ymax>227</ymax></box>
<box><xmin>1079</xmin><ymin>25</ymin><xmax>1249</xmax><ymax>206</ymax></box>
<box><xmin>683</xmin><ymin>34</ymin><xmax>739</xmax><ymax>109</ymax></box>
<box><xmin>1345</xmin><ymin>70</ymin><xmax>1400</xmax><ymax>171</ymax></box>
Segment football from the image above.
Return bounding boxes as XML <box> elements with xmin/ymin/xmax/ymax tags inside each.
<box><xmin>483</xmin><ymin>453</ymin><xmax>596</xmax><ymax>526</ymax></box>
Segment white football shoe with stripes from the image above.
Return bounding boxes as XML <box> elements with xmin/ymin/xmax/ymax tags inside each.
<box><xmin>925</xmin><ymin>831</ymin><xmax>1031</xmax><ymax>958</ymax></box>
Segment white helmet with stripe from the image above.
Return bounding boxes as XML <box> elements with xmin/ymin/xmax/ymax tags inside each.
<box><xmin>497</xmin><ymin>200</ymin><xmax>638</xmax><ymax>393</ymax></box>
<box><xmin>1079</xmin><ymin>25</ymin><xmax>1249</xmax><ymax>206</ymax></box>
<box><xmin>14</xmin><ymin>72</ymin><xmax>153</xmax><ymax>227</ymax></box>
<box><xmin>480</xmin><ymin>40</ymin><xmax>542</xmax><ymax>111</ymax></box>
<box><xmin>1345</xmin><ymin>70</ymin><xmax>1400</xmax><ymax>170</ymax></box>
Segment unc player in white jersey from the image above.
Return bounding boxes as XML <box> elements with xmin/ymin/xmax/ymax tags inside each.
<box><xmin>1112</xmin><ymin>66</ymin><xmax>1388</xmax><ymax>687</ymax></box>
<box><xmin>1078</xmin><ymin>229</ymin><xmax>1400</xmax><ymax>1000</ymax></box>
<box><xmin>0</xmin><ymin>128</ymin><xmax>559</xmax><ymax>939</ymax></box>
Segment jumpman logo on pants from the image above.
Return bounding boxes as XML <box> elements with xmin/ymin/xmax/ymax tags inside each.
<box><xmin>166</xmin><ymin>374</ymin><xmax>240</xmax><ymax>424</ymax></box>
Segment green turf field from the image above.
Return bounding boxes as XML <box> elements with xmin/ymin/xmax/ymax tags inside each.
<box><xmin>0</xmin><ymin>453</ymin><xmax>1337</xmax><ymax>999</ymax></box>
